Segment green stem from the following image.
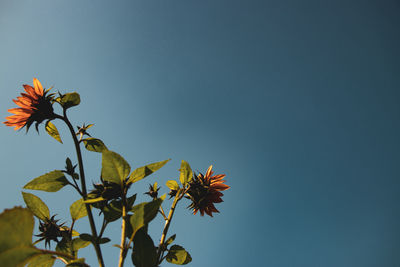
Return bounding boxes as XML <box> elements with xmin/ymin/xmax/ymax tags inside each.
<box><xmin>58</xmin><ymin>113</ymin><xmax>105</xmax><ymax>267</ymax></box>
<box><xmin>156</xmin><ymin>189</ymin><xmax>183</xmax><ymax>264</ymax></box>
<box><xmin>118</xmin><ymin>191</ymin><xmax>128</xmax><ymax>267</ymax></box>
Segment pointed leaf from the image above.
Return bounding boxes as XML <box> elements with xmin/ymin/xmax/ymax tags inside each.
<box><xmin>166</xmin><ymin>245</ymin><xmax>192</xmax><ymax>265</ymax></box>
<box><xmin>82</xmin><ymin>138</ymin><xmax>108</xmax><ymax>153</ymax></box>
<box><xmin>129</xmin><ymin>197</ymin><xmax>164</xmax><ymax>239</ymax></box>
<box><xmin>22</xmin><ymin>192</ymin><xmax>50</xmax><ymax>221</ymax></box>
<box><xmin>101</xmin><ymin>150</ymin><xmax>130</xmax><ymax>185</ymax></box>
<box><xmin>24</xmin><ymin>170</ymin><xmax>68</xmax><ymax>192</ymax></box>
<box><xmin>166</xmin><ymin>180</ymin><xmax>179</xmax><ymax>191</ymax></box>
<box><xmin>70</xmin><ymin>199</ymin><xmax>88</xmax><ymax>221</ymax></box>
<box><xmin>45</xmin><ymin>121</ymin><xmax>62</xmax><ymax>144</ymax></box>
<box><xmin>165</xmin><ymin>234</ymin><xmax>176</xmax><ymax>246</ymax></box>
<box><xmin>128</xmin><ymin>159</ymin><xmax>170</xmax><ymax>185</ymax></box>
<box><xmin>179</xmin><ymin>160</ymin><xmax>193</xmax><ymax>186</ymax></box>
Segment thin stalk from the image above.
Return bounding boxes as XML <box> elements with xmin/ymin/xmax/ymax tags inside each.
<box><xmin>118</xmin><ymin>192</ymin><xmax>128</xmax><ymax>267</ymax></box>
<box><xmin>156</xmin><ymin>189</ymin><xmax>183</xmax><ymax>264</ymax></box>
<box><xmin>58</xmin><ymin>113</ymin><xmax>105</xmax><ymax>267</ymax></box>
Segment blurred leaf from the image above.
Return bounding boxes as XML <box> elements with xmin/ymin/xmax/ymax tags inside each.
<box><xmin>128</xmin><ymin>159</ymin><xmax>170</xmax><ymax>185</ymax></box>
<box><xmin>101</xmin><ymin>150</ymin><xmax>130</xmax><ymax>185</ymax></box>
<box><xmin>45</xmin><ymin>121</ymin><xmax>62</xmax><ymax>144</ymax></box>
<box><xmin>129</xmin><ymin>197</ymin><xmax>164</xmax><ymax>239</ymax></box>
<box><xmin>98</xmin><ymin>238</ymin><xmax>110</xmax><ymax>244</ymax></box>
<box><xmin>27</xmin><ymin>254</ymin><xmax>55</xmax><ymax>267</ymax></box>
<box><xmin>165</xmin><ymin>234</ymin><xmax>176</xmax><ymax>246</ymax></box>
<box><xmin>166</xmin><ymin>180</ymin><xmax>179</xmax><ymax>191</ymax></box>
<box><xmin>166</xmin><ymin>245</ymin><xmax>192</xmax><ymax>265</ymax></box>
<box><xmin>131</xmin><ymin>228</ymin><xmax>157</xmax><ymax>267</ymax></box>
<box><xmin>0</xmin><ymin>207</ymin><xmax>34</xmax><ymax>252</ymax></box>
<box><xmin>0</xmin><ymin>246</ymin><xmax>40</xmax><ymax>267</ymax></box>
<box><xmin>82</xmin><ymin>138</ymin><xmax>107</xmax><ymax>153</ymax></box>
<box><xmin>179</xmin><ymin>160</ymin><xmax>193</xmax><ymax>186</ymax></box>
<box><xmin>22</xmin><ymin>192</ymin><xmax>50</xmax><ymax>221</ymax></box>
<box><xmin>24</xmin><ymin>170</ymin><xmax>68</xmax><ymax>192</ymax></box>
<box><xmin>58</xmin><ymin>92</ymin><xmax>80</xmax><ymax>109</ymax></box>
<box><xmin>70</xmin><ymin>199</ymin><xmax>88</xmax><ymax>221</ymax></box>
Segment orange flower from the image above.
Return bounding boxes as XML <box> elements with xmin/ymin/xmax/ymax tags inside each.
<box><xmin>4</xmin><ymin>78</ymin><xmax>55</xmax><ymax>131</ymax></box>
<box><xmin>186</xmin><ymin>165</ymin><xmax>230</xmax><ymax>217</ymax></box>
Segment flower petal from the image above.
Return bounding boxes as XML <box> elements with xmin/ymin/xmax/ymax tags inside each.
<box><xmin>33</xmin><ymin>78</ymin><xmax>44</xmax><ymax>95</ymax></box>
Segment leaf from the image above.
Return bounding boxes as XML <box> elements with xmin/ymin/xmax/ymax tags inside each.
<box><xmin>79</xmin><ymin>234</ymin><xmax>93</xmax><ymax>242</ymax></box>
<box><xmin>82</xmin><ymin>138</ymin><xmax>108</xmax><ymax>153</ymax></box>
<box><xmin>22</xmin><ymin>192</ymin><xmax>50</xmax><ymax>221</ymax></box>
<box><xmin>165</xmin><ymin>234</ymin><xmax>176</xmax><ymax>246</ymax></box>
<box><xmin>179</xmin><ymin>160</ymin><xmax>193</xmax><ymax>186</ymax></box>
<box><xmin>103</xmin><ymin>194</ymin><xmax>136</xmax><ymax>223</ymax></box>
<box><xmin>59</xmin><ymin>92</ymin><xmax>81</xmax><ymax>109</ymax></box>
<box><xmin>72</xmin><ymin>238</ymin><xmax>90</xmax><ymax>252</ymax></box>
<box><xmin>27</xmin><ymin>254</ymin><xmax>55</xmax><ymax>267</ymax></box>
<box><xmin>128</xmin><ymin>159</ymin><xmax>170</xmax><ymax>185</ymax></box>
<box><xmin>0</xmin><ymin>207</ymin><xmax>34</xmax><ymax>252</ymax></box>
<box><xmin>129</xmin><ymin>197</ymin><xmax>164</xmax><ymax>239</ymax></box>
<box><xmin>45</xmin><ymin>121</ymin><xmax>62</xmax><ymax>144</ymax></box>
<box><xmin>66</xmin><ymin>258</ymin><xmax>89</xmax><ymax>267</ymax></box>
<box><xmin>55</xmin><ymin>237</ymin><xmax>71</xmax><ymax>255</ymax></box>
<box><xmin>166</xmin><ymin>245</ymin><xmax>192</xmax><ymax>265</ymax></box>
<box><xmin>131</xmin><ymin>228</ymin><xmax>157</xmax><ymax>267</ymax></box>
<box><xmin>24</xmin><ymin>170</ymin><xmax>69</xmax><ymax>192</ymax></box>
<box><xmin>98</xmin><ymin>238</ymin><xmax>110</xmax><ymax>244</ymax></box>
<box><xmin>0</xmin><ymin>246</ymin><xmax>40</xmax><ymax>267</ymax></box>
<box><xmin>83</xmin><ymin>197</ymin><xmax>106</xmax><ymax>204</ymax></box>
<box><xmin>101</xmin><ymin>150</ymin><xmax>130</xmax><ymax>185</ymax></box>
<box><xmin>70</xmin><ymin>199</ymin><xmax>88</xmax><ymax>221</ymax></box>
<box><xmin>166</xmin><ymin>180</ymin><xmax>179</xmax><ymax>191</ymax></box>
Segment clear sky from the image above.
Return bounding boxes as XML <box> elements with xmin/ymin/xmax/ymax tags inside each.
<box><xmin>1</xmin><ymin>0</ymin><xmax>400</xmax><ymax>266</ymax></box>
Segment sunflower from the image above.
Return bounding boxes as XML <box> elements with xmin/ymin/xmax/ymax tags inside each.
<box><xmin>4</xmin><ymin>78</ymin><xmax>55</xmax><ymax>131</ymax></box>
<box><xmin>186</xmin><ymin>165</ymin><xmax>230</xmax><ymax>217</ymax></box>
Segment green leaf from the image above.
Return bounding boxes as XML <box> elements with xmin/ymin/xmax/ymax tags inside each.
<box><xmin>131</xmin><ymin>228</ymin><xmax>157</xmax><ymax>267</ymax></box>
<box><xmin>101</xmin><ymin>150</ymin><xmax>130</xmax><ymax>185</ymax></box>
<box><xmin>66</xmin><ymin>258</ymin><xmax>89</xmax><ymax>267</ymax></box>
<box><xmin>179</xmin><ymin>160</ymin><xmax>193</xmax><ymax>186</ymax></box>
<box><xmin>128</xmin><ymin>159</ymin><xmax>170</xmax><ymax>185</ymax></box>
<box><xmin>166</xmin><ymin>245</ymin><xmax>192</xmax><ymax>265</ymax></box>
<box><xmin>98</xmin><ymin>237</ymin><xmax>110</xmax><ymax>244</ymax></box>
<box><xmin>166</xmin><ymin>180</ymin><xmax>179</xmax><ymax>191</ymax></box>
<box><xmin>22</xmin><ymin>192</ymin><xmax>50</xmax><ymax>221</ymax></box>
<box><xmin>55</xmin><ymin>237</ymin><xmax>71</xmax><ymax>255</ymax></box>
<box><xmin>129</xmin><ymin>197</ymin><xmax>164</xmax><ymax>239</ymax></box>
<box><xmin>58</xmin><ymin>92</ymin><xmax>81</xmax><ymax>109</ymax></box>
<box><xmin>165</xmin><ymin>234</ymin><xmax>176</xmax><ymax>246</ymax></box>
<box><xmin>70</xmin><ymin>199</ymin><xmax>88</xmax><ymax>221</ymax></box>
<box><xmin>79</xmin><ymin>234</ymin><xmax>93</xmax><ymax>242</ymax></box>
<box><xmin>72</xmin><ymin>238</ymin><xmax>90</xmax><ymax>252</ymax></box>
<box><xmin>82</xmin><ymin>138</ymin><xmax>108</xmax><ymax>153</ymax></box>
<box><xmin>45</xmin><ymin>121</ymin><xmax>63</xmax><ymax>144</ymax></box>
<box><xmin>103</xmin><ymin>203</ymin><xmax>122</xmax><ymax>222</ymax></box>
<box><xmin>27</xmin><ymin>254</ymin><xmax>55</xmax><ymax>267</ymax></box>
<box><xmin>0</xmin><ymin>207</ymin><xmax>34</xmax><ymax>252</ymax></box>
<box><xmin>83</xmin><ymin>197</ymin><xmax>106</xmax><ymax>204</ymax></box>
<box><xmin>24</xmin><ymin>170</ymin><xmax>69</xmax><ymax>192</ymax></box>
<box><xmin>0</xmin><ymin>246</ymin><xmax>40</xmax><ymax>267</ymax></box>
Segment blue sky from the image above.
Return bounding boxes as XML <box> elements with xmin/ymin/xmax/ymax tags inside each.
<box><xmin>1</xmin><ymin>0</ymin><xmax>400</xmax><ymax>266</ymax></box>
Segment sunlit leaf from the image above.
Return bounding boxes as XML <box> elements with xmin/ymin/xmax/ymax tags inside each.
<box><xmin>27</xmin><ymin>254</ymin><xmax>55</xmax><ymax>267</ymax></box>
<box><xmin>82</xmin><ymin>138</ymin><xmax>107</xmax><ymax>153</ymax></box>
<box><xmin>165</xmin><ymin>234</ymin><xmax>176</xmax><ymax>246</ymax></box>
<box><xmin>45</xmin><ymin>121</ymin><xmax>62</xmax><ymax>144</ymax></box>
<box><xmin>166</xmin><ymin>180</ymin><xmax>179</xmax><ymax>191</ymax></box>
<box><xmin>101</xmin><ymin>150</ymin><xmax>130</xmax><ymax>185</ymax></box>
<box><xmin>179</xmin><ymin>160</ymin><xmax>192</xmax><ymax>186</ymax></box>
<box><xmin>72</xmin><ymin>238</ymin><xmax>90</xmax><ymax>252</ymax></box>
<box><xmin>128</xmin><ymin>159</ymin><xmax>170</xmax><ymax>185</ymax></box>
<box><xmin>22</xmin><ymin>192</ymin><xmax>50</xmax><ymax>221</ymax></box>
<box><xmin>70</xmin><ymin>199</ymin><xmax>88</xmax><ymax>221</ymax></box>
<box><xmin>166</xmin><ymin>245</ymin><xmax>192</xmax><ymax>265</ymax></box>
<box><xmin>24</xmin><ymin>170</ymin><xmax>69</xmax><ymax>192</ymax></box>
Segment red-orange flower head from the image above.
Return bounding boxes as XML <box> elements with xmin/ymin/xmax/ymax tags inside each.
<box><xmin>186</xmin><ymin>165</ymin><xmax>230</xmax><ymax>217</ymax></box>
<box><xmin>4</xmin><ymin>78</ymin><xmax>55</xmax><ymax>131</ymax></box>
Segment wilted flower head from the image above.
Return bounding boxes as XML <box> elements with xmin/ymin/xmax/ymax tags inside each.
<box><xmin>4</xmin><ymin>78</ymin><xmax>55</xmax><ymax>131</ymax></box>
<box><xmin>186</xmin><ymin>165</ymin><xmax>230</xmax><ymax>217</ymax></box>
<box><xmin>35</xmin><ymin>215</ymin><xmax>65</xmax><ymax>248</ymax></box>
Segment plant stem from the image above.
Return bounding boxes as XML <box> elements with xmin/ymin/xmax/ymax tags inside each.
<box><xmin>118</xmin><ymin>192</ymin><xmax>128</xmax><ymax>267</ymax></box>
<box><xmin>58</xmin><ymin>113</ymin><xmax>105</xmax><ymax>267</ymax></box>
<box><xmin>156</xmin><ymin>189</ymin><xmax>183</xmax><ymax>264</ymax></box>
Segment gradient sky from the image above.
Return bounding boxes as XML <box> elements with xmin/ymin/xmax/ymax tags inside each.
<box><xmin>1</xmin><ymin>1</ymin><xmax>400</xmax><ymax>266</ymax></box>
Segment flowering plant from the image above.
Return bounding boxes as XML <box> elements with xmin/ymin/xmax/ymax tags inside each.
<box><xmin>1</xmin><ymin>78</ymin><xmax>229</xmax><ymax>267</ymax></box>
